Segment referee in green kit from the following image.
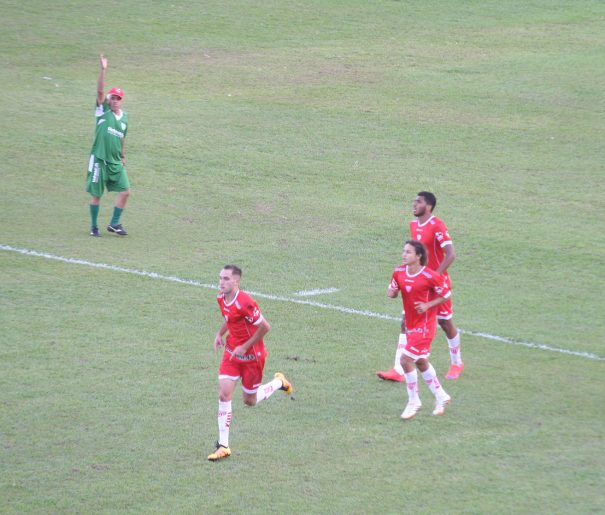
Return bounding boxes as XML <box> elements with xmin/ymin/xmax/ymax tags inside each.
<box><xmin>86</xmin><ymin>54</ymin><xmax>130</xmax><ymax>237</ymax></box>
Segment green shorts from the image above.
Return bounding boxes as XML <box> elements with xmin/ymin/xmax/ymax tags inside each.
<box><xmin>86</xmin><ymin>154</ymin><xmax>130</xmax><ymax>198</ymax></box>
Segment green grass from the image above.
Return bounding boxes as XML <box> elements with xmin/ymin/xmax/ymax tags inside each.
<box><xmin>1</xmin><ymin>0</ymin><xmax>604</xmax><ymax>513</ymax></box>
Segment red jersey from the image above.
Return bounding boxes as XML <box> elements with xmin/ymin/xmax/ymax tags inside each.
<box><xmin>390</xmin><ymin>265</ymin><xmax>451</xmax><ymax>338</ymax></box>
<box><xmin>217</xmin><ymin>290</ymin><xmax>266</xmax><ymax>362</ymax></box>
<box><xmin>409</xmin><ymin>216</ymin><xmax>453</xmax><ymax>278</ymax></box>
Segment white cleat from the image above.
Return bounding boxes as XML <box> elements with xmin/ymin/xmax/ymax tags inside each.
<box><xmin>432</xmin><ymin>393</ymin><xmax>451</xmax><ymax>416</ymax></box>
<box><xmin>401</xmin><ymin>401</ymin><xmax>422</xmax><ymax>420</ymax></box>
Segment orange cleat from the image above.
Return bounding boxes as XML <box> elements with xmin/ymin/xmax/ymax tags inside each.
<box><xmin>208</xmin><ymin>442</ymin><xmax>231</xmax><ymax>461</ymax></box>
<box><xmin>274</xmin><ymin>372</ymin><xmax>293</xmax><ymax>395</ymax></box>
<box><xmin>445</xmin><ymin>363</ymin><xmax>464</xmax><ymax>380</ymax></box>
<box><xmin>376</xmin><ymin>368</ymin><xmax>405</xmax><ymax>382</ymax></box>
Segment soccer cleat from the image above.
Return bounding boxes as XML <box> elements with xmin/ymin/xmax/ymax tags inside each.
<box><xmin>90</xmin><ymin>227</ymin><xmax>101</xmax><ymax>237</ymax></box>
<box><xmin>445</xmin><ymin>363</ymin><xmax>464</xmax><ymax>380</ymax></box>
<box><xmin>401</xmin><ymin>401</ymin><xmax>422</xmax><ymax>420</ymax></box>
<box><xmin>107</xmin><ymin>224</ymin><xmax>128</xmax><ymax>236</ymax></box>
<box><xmin>432</xmin><ymin>393</ymin><xmax>451</xmax><ymax>416</ymax></box>
<box><xmin>207</xmin><ymin>442</ymin><xmax>231</xmax><ymax>461</ymax></box>
<box><xmin>274</xmin><ymin>372</ymin><xmax>293</xmax><ymax>395</ymax></box>
<box><xmin>376</xmin><ymin>368</ymin><xmax>405</xmax><ymax>382</ymax></box>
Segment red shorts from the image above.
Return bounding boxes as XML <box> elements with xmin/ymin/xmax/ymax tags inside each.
<box><xmin>402</xmin><ymin>332</ymin><xmax>434</xmax><ymax>361</ymax></box>
<box><xmin>437</xmin><ymin>277</ymin><xmax>454</xmax><ymax>320</ymax></box>
<box><xmin>436</xmin><ymin>297</ymin><xmax>453</xmax><ymax>320</ymax></box>
<box><xmin>218</xmin><ymin>350</ymin><xmax>266</xmax><ymax>393</ymax></box>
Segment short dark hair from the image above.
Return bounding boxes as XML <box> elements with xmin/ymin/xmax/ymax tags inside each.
<box><xmin>223</xmin><ymin>264</ymin><xmax>242</xmax><ymax>277</ymax></box>
<box><xmin>405</xmin><ymin>239</ymin><xmax>428</xmax><ymax>266</ymax></box>
<box><xmin>417</xmin><ymin>191</ymin><xmax>437</xmax><ymax>211</ymax></box>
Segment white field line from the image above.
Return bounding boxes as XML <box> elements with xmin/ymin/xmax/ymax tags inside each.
<box><xmin>294</xmin><ymin>288</ymin><xmax>340</xmax><ymax>297</ymax></box>
<box><xmin>2</xmin><ymin>243</ymin><xmax>604</xmax><ymax>362</ymax></box>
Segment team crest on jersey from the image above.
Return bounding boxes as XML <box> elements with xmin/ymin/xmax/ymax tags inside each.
<box><xmin>405</xmin><ymin>286</ymin><xmax>412</xmax><ymax>293</ymax></box>
<box><xmin>121</xmin><ymin>122</ymin><xmax>126</xmax><ymax>131</ymax></box>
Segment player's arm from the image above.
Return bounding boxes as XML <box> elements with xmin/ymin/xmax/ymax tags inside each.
<box><xmin>437</xmin><ymin>242</ymin><xmax>456</xmax><ymax>275</ymax></box>
<box><xmin>97</xmin><ymin>54</ymin><xmax>107</xmax><ymax>106</ymax></box>
<box><xmin>214</xmin><ymin>321</ymin><xmax>228</xmax><ymax>351</ymax></box>
<box><xmin>231</xmin><ymin>318</ymin><xmax>270</xmax><ymax>358</ymax></box>
<box><xmin>415</xmin><ymin>276</ymin><xmax>452</xmax><ymax>313</ymax></box>
<box><xmin>414</xmin><ymin>293</ymin><xmax>449</xmax><ymax>314</ymax></box>
<box><xmin>120</xmin><ymin>139</ymin><xmax>126</xmax><ymax>165</ymax></box>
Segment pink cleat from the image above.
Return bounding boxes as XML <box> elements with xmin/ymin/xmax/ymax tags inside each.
<box><xmin>445</xmin><ymin>363</ymin><xmax>464</xmax><ymax>380</ymax></box>
<box><xmin>376</xmin><ymin>368</ymin><xmax>405</xmax><ymax>382</ymax></box>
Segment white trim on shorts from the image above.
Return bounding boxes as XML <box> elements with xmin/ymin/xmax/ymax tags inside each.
<box><xmin>218</xmin><ymin>374</ymin><xmax>240</xmax><ymax>382</ymax></box>
<box><xmin>402</xmin><ymin>348</ymin><xmax>431</xmax><ymax>362</ymax></box>
<box><xmin>218</xmin><ymin>374</ymin><xmax>260</xmax><ymax>394</ymax></box>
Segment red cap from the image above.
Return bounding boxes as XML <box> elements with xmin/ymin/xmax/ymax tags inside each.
<box><xmin>107</xmin><ymin>87</ymin><xmax>124</xmax><ymax>99</ymax></box>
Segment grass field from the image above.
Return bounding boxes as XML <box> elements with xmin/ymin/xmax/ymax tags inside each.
<box><xmin>1</xmin><ymin>1</ymin><xmax>604</xmax><ymax>513</ymax></box>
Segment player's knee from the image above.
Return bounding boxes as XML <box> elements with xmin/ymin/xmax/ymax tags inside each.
<box><xmin>243</xmin><ymin>397</ymin><xmax>256</xmax><ymax>407</ymax></box>
<box><xmin>416</xmin><ymin>358</ymin><xmax>429</xmax><ymax>372</ymax></box>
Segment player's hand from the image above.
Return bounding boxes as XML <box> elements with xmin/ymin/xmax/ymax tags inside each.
<box><xmin>213</xmin><ymin>334</ymin><xmax>224</xmax><ymax>352</ymax></box>
<box><xmin>230</xmin><ymin>345</ymin><xmax>246</xmax><ymax>361</ymax></box>
<box><xmin>414</xmin><ymin>301</ymin><xmax>429</xmax><ymax>314</ymax></box>
<box><xmin>100</xmin><ymin>54</ymin><xmax>108</xmax><ymax>70</ymax></box>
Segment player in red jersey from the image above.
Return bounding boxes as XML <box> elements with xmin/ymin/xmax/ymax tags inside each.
<box><xmin>377</xmin><ymin>191</ymin><xmax>464</xmax><ymax>382</ymax></box>
<box><xmin>207</xmin><ymin>265</ymin><xmax>293</xmax><ymax>461</ymax></box>
<box><xmin>388</xmin><ymin>240</ymin><xmax>452</xmax><ymax>419</ymax></box>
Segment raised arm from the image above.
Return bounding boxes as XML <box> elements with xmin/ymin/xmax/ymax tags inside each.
<box><xmin>97</xmin><ymin>54</ymin><xmax>108</xmax><ymax>106</ymax></box>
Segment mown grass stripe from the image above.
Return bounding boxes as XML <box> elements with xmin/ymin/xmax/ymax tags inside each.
<box><xmin>2</xmin><ymin>243</ymin><xmax>603</xmax><ymax>362</ymax></box>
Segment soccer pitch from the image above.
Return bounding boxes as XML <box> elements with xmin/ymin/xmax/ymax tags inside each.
<box><xmin>1</xmin><ymin>1</ymin><xmax>604</xmax><ymax>513</ymax></box>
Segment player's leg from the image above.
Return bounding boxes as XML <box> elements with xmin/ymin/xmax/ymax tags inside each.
<box><xmin>208</xmin><ymin>369</ymin><xmax>239</xmax><ymax>461</ymax></box>
<box><xmin>400</xmin><ymin>353</ymin><xmax>422</xmax><ymax>420</ymax></box>
<box><xmin>377</xmin><ymin>316</ymin><xmax>406</xmax><ymax>382</ymax></box>
<box><xmin>106</xmin><ymin>163</ymin><xmax>130</xmax><ymax>235</ymax></box>
<box><xmin>86</xmin><ymin>155</ymin><xmax>104</xmax><ymax>236</ymax></box>
<box><xmin>439</xmin><ymin>316</ymin><xmax>464</xmax><ymax>379</ymax></box>
<box><xmin>89</xmin><ymin>197</ymin><xmax>101</xmax><ymax>236</ymax></box>
<box><xmin>242</xmin><ymin>359</ymin><xmax>293</xmax><ymax>406</ymax></box>
<box><xmin>417</xmin><ymin>356</ymin><xmax>451</xmax><ymax>416</ymax></box>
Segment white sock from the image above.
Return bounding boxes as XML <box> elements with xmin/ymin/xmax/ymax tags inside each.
<box><xmin>255</xmin><ymin>377</ymin><xmax>282</xmax><ymax>403</ymax></box>
<box><xmin>405</xmin><ymin>369</ymin><xmax>420</xmax><ymax>404</ymax></box>
<box><xmin>217</xmin><ymin>400</ymin><xmax>232</xmax><ymax>447</ymax></box>
<box><xmin>394</xmin><ymin>333</ymin><xmax>407</xmax><ymax>375</ymax></box>
<box><xmin>421</xmin><ymin>364</ymin><xmax>447</xmax><ymax>399</ymax></box>
<box><xmin>447</xmin><ymin>331</ymin><xmax>462</xmax><ymax>365</ymax></box>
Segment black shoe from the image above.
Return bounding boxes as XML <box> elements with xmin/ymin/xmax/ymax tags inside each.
<box><xmin>90</xmin><ymin>227</ymin><xmax>101</xmax><ymax>237</ymax></box>
<box><xmin>107</xmin><ymin>224</ymin><xmax>128</xmax><ymax>236</ymax></box>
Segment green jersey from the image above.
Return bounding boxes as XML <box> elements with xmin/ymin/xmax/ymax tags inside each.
<box><xmin>90</xmin><ymin>101</ymin><xmax>128</xmax><ymax>164</ymax></box>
